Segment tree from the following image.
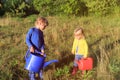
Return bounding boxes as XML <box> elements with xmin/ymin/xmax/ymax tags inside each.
<box><xmin>2</xmin><ymin>0</ymin><xmax>29</xmax><ymax>16</ymax></box>
<box><xmin>84</xmin><ymin>0</ymin><xmax>118</xmax><ymax>16</ymax></box>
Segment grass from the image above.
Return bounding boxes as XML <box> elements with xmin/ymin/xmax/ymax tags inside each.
<box><xmin>0</xmin><ymin>15</ymin><xmax>120</xmax><ymax>80</ymax></box>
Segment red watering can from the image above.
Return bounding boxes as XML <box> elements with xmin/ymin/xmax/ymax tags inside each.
<box><xmin>77</xmin><ymin>57</ymin><xmax>93</xmax><ymax>71</ymax></box>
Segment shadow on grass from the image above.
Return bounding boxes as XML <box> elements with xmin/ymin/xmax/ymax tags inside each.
<box><xmin>89</xmin><ymin>35</ymin><xmax>120</xmax><ymax>68</ymax></box>
<box><xmin>44</xmin><ymin>53</ymin><xmax>74</xmax><ymax>71</ymax></box>
<box><xmin>44</xmin><ymin>35</ymin><xmax>120</xmax><ymax>74</ymax></box>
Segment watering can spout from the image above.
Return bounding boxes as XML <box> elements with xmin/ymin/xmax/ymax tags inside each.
<box><xmin>43</xmin><ymin>60</ymin><xmax>58</xmax><ymax>68</ymax></box>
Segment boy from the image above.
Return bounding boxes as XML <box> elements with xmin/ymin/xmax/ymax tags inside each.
<box><xmin>26</xmin><ymin>17</ymin><xmax>48</xmax><ymax>80</ymax></box>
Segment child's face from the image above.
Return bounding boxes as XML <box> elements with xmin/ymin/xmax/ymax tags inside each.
<box><xmin>74</xmin><ymin>31</ymin><xmax>82</xmax><ymax>40</ymax></box>
<box><xmin>37</xmin><ymin>21</ymin><xmax>47</xmax><ymax>30</ymax></box>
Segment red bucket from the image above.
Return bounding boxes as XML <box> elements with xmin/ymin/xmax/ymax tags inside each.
<box><xmin>77</xmin><ymin>57</ymin><xmax>93</xmax><ymax>70</ymax></box>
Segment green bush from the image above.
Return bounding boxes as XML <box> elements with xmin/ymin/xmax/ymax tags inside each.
<box><xmin>2</xmin><ymin>0</ymin><xmax>29</xmax><ymax>17</ymax></box>
<box><xmin>1</xmin><ymin>0</ymin><xmax>120</xmax><ymax>16</ymax></box>
<box><xmin>54</xmin><ymin>66</ymin><xmax>70</xmax><ymax>77</ymax></box>
<box><xmin>33</xmin><ymin>0</ymin><xmax>88</xmax><ymax>16</ymax></box>
<box><xmin>84</xmin><ymin>0</ymin><xmax>119</xmax><ymax>16</ymax></box>
<box><xmin>60</xmin><ymin>0</ymin><xmax>88</xmax><ymax>16</ymax></box>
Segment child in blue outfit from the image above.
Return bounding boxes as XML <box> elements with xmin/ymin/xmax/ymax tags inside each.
<box><xmin>26</xmin><ymin>17</ymin><xmax>48</xmax><ymax>80</ymax></box>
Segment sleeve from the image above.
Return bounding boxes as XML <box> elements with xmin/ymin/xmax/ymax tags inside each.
<box><xmin>72</xmin><ymin>39</ymin><xmax>76</xmax><ymax>54</ymax></box>
<box><xmin>41</xmin><ymin>45</ymin><xmax>45</xmax><ymax>50</ymax></box>
<box><xmin>41</xmin><ymin>32</ymin><xmax>45</xmax><ymax>50</ymax></box>
<box><xmin>83</xmin><ymin>40</ymin><xmax>88</xmax><ymax>58</ymax></box>
<box><xmin>26</xmin><ymin>28</ymin><xmax>33</xmax><ymax>48</ymax></box>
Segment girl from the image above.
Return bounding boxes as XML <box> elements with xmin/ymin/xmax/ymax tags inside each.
<box><xmin>71</xmin><ymin>27</ymin><xmax>88</xmax><ymax>75</ymax></box>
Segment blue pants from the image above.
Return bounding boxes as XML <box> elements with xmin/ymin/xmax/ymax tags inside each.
<box><xmin>74</xmin><ymin>54</ymin><xmax>83</xmax><ymax>67</ymax></box>
<box><xmin>29</xmin><ymin>71</ymin><xmax>36</xmax><ymax>80</ymax></box>
<box><xmin>29</xmin><ymin>70</ymin><xmax>43</xmax><ymax>80</ymax></box>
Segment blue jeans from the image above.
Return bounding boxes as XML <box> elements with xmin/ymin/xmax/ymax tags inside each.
<box><xmin>29</xmin><ymin>70</ymin><xmax>43</xmax><ymax>80</ymax></box>
<box><xmin>29</xmin><ymin>71</ymin><xmax>36</xmax><ymax>80</ymax></box>
<box><xmin>74</xmin><ymin>54</ymin><xmax>83</xmax><ymax>67</ymax></box>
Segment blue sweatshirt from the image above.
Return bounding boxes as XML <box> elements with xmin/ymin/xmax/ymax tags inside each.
<box><xmin>26</xmin><ymin>27</ymin><xmax>44</xmax><ymax>51</ymax></box>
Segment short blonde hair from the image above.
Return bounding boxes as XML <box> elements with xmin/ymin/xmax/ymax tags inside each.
<box><xmin>35</xmin><ymin>17</ymin><xmax>49</xmax><ymax>26</ymax></box>
<box><xmin>74</xmin><ymin>27</ymin><xmax>85</xmax><ymax>36</ymax></box>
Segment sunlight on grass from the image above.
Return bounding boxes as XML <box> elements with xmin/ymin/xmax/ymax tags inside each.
<box><xmin>0</xmin><ymin>15</ymin><xmax>120</xmax><ymax>80</ymax></box>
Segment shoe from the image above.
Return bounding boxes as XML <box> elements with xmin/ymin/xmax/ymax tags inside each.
<box><xmin>72</xmin><ymin>66</ymin><xmax>78</xmax><ymax>75</ymax></box>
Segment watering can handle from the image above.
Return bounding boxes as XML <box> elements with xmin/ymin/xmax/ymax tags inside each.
<box><xmin>34</xmin><ymin>50</ymin><xmax>46</xmax><ymax>57</ymax></box>
<box><xmin>25</xmin><ymin>49</ymin><xmax>31</xmax><ymax>61</ymax></box>
<box><xmin>25</xmin><ymin>49</ymin><xmax>46</xmax><ymax>60</ymax></box>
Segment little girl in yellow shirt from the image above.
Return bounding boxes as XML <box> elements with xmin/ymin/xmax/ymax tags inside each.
<box><xmin>71</xmin><ymin>27</ymin><xmax>88</xmax><ymax>75</ymax></box>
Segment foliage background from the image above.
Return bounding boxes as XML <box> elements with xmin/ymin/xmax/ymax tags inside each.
<box><xmin>0</xmin><ymin>0</ymin><xmax>120</xmax><ymax>16</ymax></box>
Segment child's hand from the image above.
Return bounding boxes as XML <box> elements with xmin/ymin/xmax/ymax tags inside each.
<box><xmin>30</xmin><ymin>46</ymin><xmax>35</xmax><ymax>53</ymax></box>
<box><xmin>71</xmin><ymin>51</ymin><xmax>74</xmax><ymax>54</ymax></box>
<box><xmin>83</xmin><ymin>56</ymin><xmax>87</xmax><ymax>59</ymax></box>
<box><xmin>41</xmin><ymin>49</ymin><xmax>44</xmax><ymax>55</ymax></box>
<box><xmin>41</xmin><ymin>50</ymin><xmax>44</xmax><ymax>53</ymax></box>
<box><xmin>41</xmin><ymin>53</ymin><xmax>44</xmax><ymax>56</ymax></box>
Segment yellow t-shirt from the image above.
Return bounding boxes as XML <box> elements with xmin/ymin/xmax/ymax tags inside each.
<box><xmin>72</xmin><ymin>38</ymin><xmax>88</xmax><ymax>57</ymax></box>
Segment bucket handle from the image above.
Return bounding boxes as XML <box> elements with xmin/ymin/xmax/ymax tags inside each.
<box><xmin>25</xmin><ymin>49</ymin><xmax>31</xmax><ymax>61</ymax></box>
<box><xmin>25</xmin><ymin>49</ymin><xmax>46</xmax><ymax>61</ymax></box>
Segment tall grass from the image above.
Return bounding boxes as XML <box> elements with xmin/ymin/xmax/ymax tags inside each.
<box><xmin>0</xmin><ymin>15</ymin><xmax>120</xmax><ymax>80</ymax></box>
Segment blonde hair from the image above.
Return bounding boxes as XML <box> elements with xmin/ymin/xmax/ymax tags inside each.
<box><xmin>35</xmin><ymin>17</ymin><xmax>49</xmax><ymax>26</ymax></box>
<box><xmin>74</xmin><ymin>27</ymin><xmax>85</xmax><ymax>36</ymax></box>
